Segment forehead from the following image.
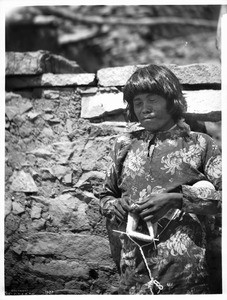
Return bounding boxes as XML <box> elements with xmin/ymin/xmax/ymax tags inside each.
<box><xmin>133</xmin><ymin>93</ymin><xmax>165</xmax><ymax>101</ymax></box>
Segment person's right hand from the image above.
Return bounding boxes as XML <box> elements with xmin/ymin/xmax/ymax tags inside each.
<box><xmin>113</xmin><ymin>197</ymin><xmax>131</xmax><ymax>222</ymax></box>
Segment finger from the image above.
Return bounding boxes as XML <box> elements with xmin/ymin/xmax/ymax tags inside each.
<box><xmin>121</xmin><ymin>202</ymin><xmax>131</xmax><ymax>211</ymax></box>
<box><xmin>124</xmin><ymin>197</ymin><xmax>131</xmax><ymax>205</ymax></box>
<box><xmin>136</xmin><ymin>199</ymin><xmax>147</xmax><ymax>205</ymax></box>
<box><xmin>114</xmin><ymin>204</ymin><xmax>125</xmax><ymax>217</ymax></box>
<box><xmin>129</xmin><ymin>203</ymin><xmax>140</xmax><ymax>213</ymax></box>
<box><xmin>137</xmin><ymin>197</ymin><xmax>151</xmax><ymax>205</ymax></box>
<box><xmin>144</xmin><ymin>207</ymin><xmax>169</xmax><ymax>223</ymax></box>
<box><xmin>139</xmin><ymin>208</ymin><xmax>154</xmax><ymax>219</ymax></box>
<box><xmin>136</xmin><ymin>201</ymin><xmax>154</xmax><ymax>212</ymax></box>
<box><xmin>145</xmin><ymin>215</ymin><xmax>160</xmax><ymax>223</ymax></box>
<box><xmin>114</xmin><ymin>208</ymin><xmax>125</xmax><ymax>221</ymax></box>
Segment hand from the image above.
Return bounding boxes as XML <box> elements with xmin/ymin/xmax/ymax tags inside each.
<box><xmin>113</xmin><ymin>197</ymin><xmax>131</xmax><ymax>222</ymax></box>
<box><xmin>135</xmin><ymin>193</ymin><xmax>182</xmax><ymax>223</ymax></box>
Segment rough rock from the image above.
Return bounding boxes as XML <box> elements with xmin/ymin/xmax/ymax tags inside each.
<box><xmin>86</xmin><ymin>198</ymin><xmax>102</xmax><ymax>228</ymax></box>
<box><xmin>10</xmin><ymin>170</ymin><xmax>38</xmax><ymax>193</ymax></box>
<box><xmin>29</xmin><ymin>260</ymin><xmax>90</xmax><ymax>279</ymax></box>
<box><xmin>27</xmin><ymin>112</ymin><xmax>41</xmax><ymax>121</ymax></box>
<box><xmin>39</xmin><ymin>127</ymin><xmax>55</xmax><ymax>138</ymax></box>
<box><xmin>18</xmin><ymin>102</ymin><xmax>33</xmax><ymax>115</ymax></box>
<box><xmin>63</xmin><ymin>173</ymin><xmax>72</xmax><ymax>184</ymax></box>
<box><xmin>40</xmin><ymin>168</ymin><xmax>55</xmax><ymax>180</ymax></box>
<box><xmin>65</xmin><ymin>280</ymin><xmax>90</xmax><ymax>291</ymax></box>
<box><xmin>28</xmin><ymin>148</ymin><xmax>53</xmax><ymax>159</ymax></box>
<box><xmin>6</xmin><ymin>51</ymin><xmax>49</xmax><ymax>75</ymax></box>
<box><xmin>5</xmin><ymin>214</ymin><xmax>21</xmax><ymax>236</ymax></box>
<box><xmin>43</xmin><ymin>89</ymin><xmax>60</xmax><ymax>99</ymax></box>
<box><xmin>11</xmin><ymin>239</ymin><xmax>28</xmax><ymax>255</ymax></box>
<box><xmin>26</xmin><ymin>232</ymin><xmax>114</xmax><ymax>267</ymax></box>
<box><xmin>80</xmin><ymin>136</ymin><xmax>114</xmax><ymax>171</ymax></box>
<box><xmin>31</xmin><ymin>219</ymin><xmax>46</xmax><ymax>230</ymax></box>
<box><xmin>5</xmin><ymin>91</ymin><xmax>22</xmax><ymax>103</ymax></box>
<box><xmin>47</xmin><ymin>194</ymin><xmax>90</xmax><ymax>231</ymax></box>
<box><xmin>5</xmin><ymin>106</ymin><xmax>20</xmax><ymax>121</ymax></box>
<box><xmin>50</xmin><ymin>165</ymin><xmax>70</xmax><ymax>180</ymax></box>
<box><xmin>75</xmin><ymin>171</ymin><xmax>106</xmax><ymax>189</ymax></box>
<box><xmin>30</xmin><ymin>205</ymin><xmax>42</xmax><ymax>219</ymax></box>
<box><xmin>5</xmin><ymin>197</ymin><xmax>12</xmax><ymax>217</ymax></box>
<box><xmin>6</xmin><ymin>51</ymin><xmax>83</xmax><ymax>75</ymax></box>
<box><xmin>51</xmin><ymin>140</ymin><xmax>87</xmax><ymax>164</ymax></box>
<box><xmin>11</xmin><ymin>244</ymin><xmax>24</xmax><ymax>255</ymax></box>
<box><xmin>80</xmin><ymin>92</ymin><xmax>126</xmax><ymax>119</ymax></box>
<box><xmin>5</xmin><ymin>101</ymin><xmax>32</xmax><ymax>120</ymax></box>
<box><xmin>30</xmin><ymin>195</ymin><xmax>49</xmax><ymax>206</ymax></box>
<box><xmin>65</xmin><ymin>119</ymin><xmax>74</xmax><ymax>133</ymax></box>
<box><xmin>12</xmin><ymin>201</ymin><xmax>25</xmax><ymax>215</ymax></box>
<box><xmin>43</xmin><ymin>113</ymin><xmax>55</xmax><ymax>121</ymax></box>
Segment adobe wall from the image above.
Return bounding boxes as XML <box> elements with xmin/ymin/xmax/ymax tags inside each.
<box><xmin>5</xmin><ymin>51</ymin><xmax>221</xmax><ymax>295</ymax></box>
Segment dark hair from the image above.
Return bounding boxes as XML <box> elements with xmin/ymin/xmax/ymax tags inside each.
<box><xmin>123</xmin><ymin>64</ymin><xmax>187</xmax><ymax>122</ymax></box>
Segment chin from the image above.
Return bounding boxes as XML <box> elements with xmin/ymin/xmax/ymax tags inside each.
<box><xmin>142</xmin><ymin>125</ymin><xmax>157</xmax><ymax>132</ymax></box>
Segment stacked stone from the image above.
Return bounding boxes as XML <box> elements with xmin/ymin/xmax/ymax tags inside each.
<box><xmin>5</xmin><ymin>51</ymin><xmax>221</xmax><ymax>295</ymax></box>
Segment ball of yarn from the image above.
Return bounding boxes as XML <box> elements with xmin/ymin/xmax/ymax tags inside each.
<box><xmin>192</xmin><ymin>180</ymin><xmax>215</xmax><ymax>190</ymax></box>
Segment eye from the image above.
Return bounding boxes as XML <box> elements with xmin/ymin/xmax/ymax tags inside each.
<box><xmin>133</xmin><ymin>100</ymin><xmax>142</xmax><ymax>107</ymax></box>
<box><xmin>147</xmin><ymin>97</ymin><xmax>157</xmax><ymax>103</ymax></box>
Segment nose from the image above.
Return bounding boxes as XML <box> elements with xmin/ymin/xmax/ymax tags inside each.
<box><xmin>142</xmin><ymin>100</ymin><xmax>153</xmax><ymax>114</ymax></box>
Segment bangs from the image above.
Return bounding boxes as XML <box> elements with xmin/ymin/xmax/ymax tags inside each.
<box><xmin>123</xmin><ymin>65</ymin><xmax>180</xmax><ymax>104</ymax></box>
<box><xmin>123</xmin><ymin>75</ymin><xmax>164</xmax><ymax>104</ymax></box>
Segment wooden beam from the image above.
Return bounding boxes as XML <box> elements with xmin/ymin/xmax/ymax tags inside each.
<box><xmin>41</xmin><ymin>6</ymin><xmax>217</xmax><ymax>28</ymax></box>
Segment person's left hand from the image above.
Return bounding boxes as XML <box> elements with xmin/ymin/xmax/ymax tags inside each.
<box><xmin>134</xmin><ymin>193</ymin><xmax>182</xmax><ymax>223</ymax></box>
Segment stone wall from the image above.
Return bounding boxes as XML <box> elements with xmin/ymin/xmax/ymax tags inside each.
<box><xmin>5</xmin><ymin>51</ymin><xmax>221</xmax><ymax>295</ymax></box>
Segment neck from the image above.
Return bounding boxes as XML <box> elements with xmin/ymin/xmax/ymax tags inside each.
<box><xmin>147</xmin><ymin>121</ymin><xmax>176</xmax><ymax>134</ymax></box>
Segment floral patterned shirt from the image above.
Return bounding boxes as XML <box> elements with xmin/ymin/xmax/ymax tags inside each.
<box><xmin>100</xmin><ymin>122</ymin><xmax>222</xmax><ymax>294</ymax></box>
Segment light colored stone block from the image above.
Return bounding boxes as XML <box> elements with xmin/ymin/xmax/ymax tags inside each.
<box><xmin>6</xmin><ymin>73</ymin><xmax>96</xmax><ymax>89</ymax></box>
<box><xmin>97</xmin><ymin>63</ymin><xmax>221</xmax><ymax>86</ymax></box>
<box><xmin>81</xmin><ymin>92</ymin><xmax>126</xmax><ymax>119</ymax></box>
<box><xmin>170</xmin><ymin>63</ymin><xmax>221</xmax><ymax>85</ymax></box>
<box><xmin>41</xmin><ymin>73</ymin><xmax>96</xmax><ymax>86</ymax></box>
<box><xmin>97</xmin><ymin>65</ymin><xmax>138</xmax><ymax>86</ymax></box>
<box><xmin>80</xmin><ymin>89</ymin><xmax>220</xmax><ymax>120</ymax></box>
<box><xmin>184</xmin><ymin>89</ymin><xmax>221</xmax><ymax>114</ymax></box>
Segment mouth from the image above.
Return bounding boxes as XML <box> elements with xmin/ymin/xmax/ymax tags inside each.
<box><xmin>142</xmin><ymin>116</ymin><xmax>156</xmax><ymax>121</ymax></box>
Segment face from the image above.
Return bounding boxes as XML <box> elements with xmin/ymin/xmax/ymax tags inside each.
<box><xmin>133</xmin><ymin>93</ymin><xmax>175</xmax><ymax>132</ymax></box>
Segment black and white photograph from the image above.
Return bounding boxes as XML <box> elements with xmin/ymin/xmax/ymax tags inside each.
<box><xmin>1</xmin><ymin>1</ymin><xmax>226</xmax><ymax>298</ymax></box>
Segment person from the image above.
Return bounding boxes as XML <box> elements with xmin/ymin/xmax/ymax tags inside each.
<box><xmin>99</xmin><ymin>64</ymin><xmax>222</xmax><ymax>295</ymax></box>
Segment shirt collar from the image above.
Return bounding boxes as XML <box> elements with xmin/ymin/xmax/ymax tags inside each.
<box><xmin>126</xmin><ymin>119</ymin><xmax>191</xmax><ymax>141</ymax></box>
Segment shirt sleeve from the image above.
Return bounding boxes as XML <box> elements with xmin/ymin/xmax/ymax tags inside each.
<box><xmin>99</xmin><ymin>135</ymin><xmax>131</xmax><ymax>218</ymax></box>
<box><xmin>181</xmin><ymin>133</ymin><xmax>222</xmax><ymax>215</ymax></box>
